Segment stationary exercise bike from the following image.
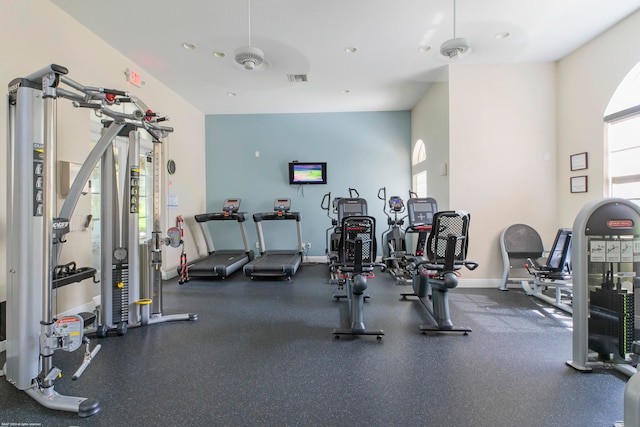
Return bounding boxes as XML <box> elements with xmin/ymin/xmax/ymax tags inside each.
<box><xmin>321</xmin><ymin>188</ymin><xmax>367</xmax><ymax>285</ymax></box>
<box><xmin>331</xmin><ymin>215</ymin><xmax>386</xmax><ymax>339</ymax></box>
<box><xmin>402</xmin><ymin>210</ymin><xmax>478</xmax><ymax>334</ymax></box>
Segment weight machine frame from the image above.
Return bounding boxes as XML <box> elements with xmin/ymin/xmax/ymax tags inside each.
<box><xmin>2</xmin><ymin>64</ymin><xmax>195</xmax><ymax>417</ymax></box>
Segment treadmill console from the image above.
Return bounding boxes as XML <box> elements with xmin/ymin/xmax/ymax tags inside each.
<box><xmin>274</xmin><ymin>199</ymin><xmax>291</xmax><ymax>213</ymax></box>
<box><xmin>223</xmin><ymin>198</ymin><xmax>241</xmax><ymax>213</ymax></box>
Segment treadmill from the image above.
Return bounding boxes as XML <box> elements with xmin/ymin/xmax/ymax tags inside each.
<box><xmin>183</xmin><ymin>199</ymin><xmax>255</xmax><ymax>279</ymax></box>
<box><xmin>243</xmin><ymin>199</ymin><xmax>303</xmax><ymax>279</ymax></box>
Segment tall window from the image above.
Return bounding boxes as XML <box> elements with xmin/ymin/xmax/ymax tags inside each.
<box><xmin>607</xmin><ymin>111</ymin><xmax>640</xmax><ymax>204</ymax></box>
<box><xmin>412</xmin><ymin>171</ymin><xmax>427</xmax><ymax>197</ymax></box>
<box><xmin>89</xmin><ymin>111</ymin><xmax>155</xmax><ymax>269</ymax></box>
<box><xmin>412</xmin><ymin>139</ymin><xmax>427</xmax><ymax>197</ymax></box>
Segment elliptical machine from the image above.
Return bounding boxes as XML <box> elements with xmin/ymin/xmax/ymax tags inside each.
<box><xmin>378</xmin><ymin>187</ymin><xmax>411</xmax><ymax>284</ymax></box>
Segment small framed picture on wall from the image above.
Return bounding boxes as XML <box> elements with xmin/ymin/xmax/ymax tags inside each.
<box><xmin>570</xmin><ymin>152</ymin><xmax>588</xmax><ymax>171</ymax></box>
<box><xmin>570</xmin><ymin>175</ymin><xmax>588</xmax><ymax>193</ymax></box>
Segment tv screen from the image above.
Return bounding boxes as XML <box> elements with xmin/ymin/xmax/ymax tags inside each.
<box><xmin>288</xmin><ymin>162</ymin><xmax>327</xmax><ymax>185</ymax></box>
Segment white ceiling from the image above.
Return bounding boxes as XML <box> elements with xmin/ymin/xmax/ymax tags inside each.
<box><xmin>51</xmin><ymin>0</ymin><xmax>640</xmax><ymax>115</ymax></box>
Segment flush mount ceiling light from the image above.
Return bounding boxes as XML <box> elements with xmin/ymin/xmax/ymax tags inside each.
<box><xmin>440</xmin><ymin>0</ymin><xmax>471</xmax><ymax>60</ymax></box>
<box><xmin>181</xmin><ymin>42</ymin><xmax>196</xmax><ymax>50</ymax></box>
<box><xmin>234</xmin><ymin>0</ymin><xmax>265</xmax><ymax>71</ymax></box>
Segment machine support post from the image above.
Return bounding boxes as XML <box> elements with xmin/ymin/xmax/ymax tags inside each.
<box><xmin>40</xmin><ymin>76</ymin><xmax>57</xmax><ymax>389</ymax></box>
<box><xmin>127</xmin><ymin>130</ymin><xmax>141</xmax><ymax>325</ymax></box>
<box><xmin>5</xmin><ymin>64</ymin><xmax>101</xmax><ymax>417</ymax></box>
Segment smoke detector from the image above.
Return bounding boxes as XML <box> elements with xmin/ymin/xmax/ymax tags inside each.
<box><xmin>440</xmin><ymin>37</ymin><xmax>471</xmax><ymax>60</ymax></box>
<box><xmin>234</xmin><ymin>46</ymin><xmax>265</xmax><ymax>71</ymax></box>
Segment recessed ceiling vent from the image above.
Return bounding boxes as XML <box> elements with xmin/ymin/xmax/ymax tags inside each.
<box><xmin>287</xmin><ymin>74</ymin><xmax>308</xmax><ymax>83</ymax></box>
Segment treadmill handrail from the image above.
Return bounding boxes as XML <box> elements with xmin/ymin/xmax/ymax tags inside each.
<box><xmin>195</xmin><ymin>212</ymin><xmax>247</xmax><ymax>222</ymax></box>
<box><xmin>253</xmin><ymin>212</ymin><xmax>301</xmax><ymax>222</ymax></box>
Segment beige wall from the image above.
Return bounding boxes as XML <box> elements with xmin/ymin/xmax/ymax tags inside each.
<box><xmin>413</xmin><ymin>63</ymin><xmax>558</xmax><ymax>285</ymax></box>
<box><xmin>448</xmin><ymin>63</ymin><xmax>558</xmax><ymax>283</ymax></box>
<box><xmin>557</xmin><ymin>9</ymin><xmax>640</xmax><ymax>227</ymax></box>
<box><xmin>0</xmin><ymin>1</ymin><xmax>206</xmax><ymax>312</ymax></box>
<box><xmin>411</xmin><ymin>79</ymin><xmax>450</xmax><ymax>210</ymax></box>
<box><xmin>410</xmin><ymin>9</ymin><xmax>640</xmax><ymax>285</ymax></box>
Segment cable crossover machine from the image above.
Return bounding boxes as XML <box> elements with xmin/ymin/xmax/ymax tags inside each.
<box><xmin>2</xmin><ymin>64</ymin><xmax>196</xmax><ymax>417</ymax></box>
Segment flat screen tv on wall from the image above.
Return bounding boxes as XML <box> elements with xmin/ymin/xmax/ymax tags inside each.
<box><xmin>288</xmin><ymin>162</ymin><xmax>327</xmax><ymax>185</ymax></box>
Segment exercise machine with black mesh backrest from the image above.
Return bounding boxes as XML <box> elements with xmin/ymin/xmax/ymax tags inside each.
<box><xmin>402</xmin><ymin>210</ymin><xmax>478</xmax><ymax>334</ymax></box>
<box><xmin>321</xmin><ymin>189</ymin><xmax>368</xmax><ymax>285</ymax></box>
<box><xmin>331</xmin><ymin>215</ymin><xmax>386</xmax><ymax>339</ymax></box>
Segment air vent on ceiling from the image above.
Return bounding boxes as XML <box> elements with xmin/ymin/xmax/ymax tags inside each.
<box><xmin>287</xmin><ymin>74</ymin><xmax>308</xmax><ymax>83</ymax></box>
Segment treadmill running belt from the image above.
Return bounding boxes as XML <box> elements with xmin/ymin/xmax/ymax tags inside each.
<box><xmin>244</xmin><ymin>251</ymin><xmax>301</xmax><ymax>277</ymax></box>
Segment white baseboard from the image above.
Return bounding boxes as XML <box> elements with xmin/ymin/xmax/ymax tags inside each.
<box><xmin>163</xmin><ymin>268</ymin><xmax>178</xmax><ymax>280</ymax></box>
<box><xmin>457</xmin><ymin>278</ymin><xmax>502</xmax><ymax>289</ymax></box>
<box><xmin>57</xmin><ymin>299</ymin><xmax>98</xmax><ymax>317</ymax></box>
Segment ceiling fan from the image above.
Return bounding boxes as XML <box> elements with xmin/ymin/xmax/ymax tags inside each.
<box><xmin>234</xmin><ymin>0</ymin><xmax>265</xmax><ymax>71</ymax></box>
<box><xmin>440</xmin><ymin>0</ymin><xmax>471</xmax><ymax>60</ymax></box>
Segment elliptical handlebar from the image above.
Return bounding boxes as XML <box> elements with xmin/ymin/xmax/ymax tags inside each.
<box><xmin>321</xmin><ymin>192</ymin><xmax>331</xmax><ymax>215</ymax></box>
<box><xmin>378</xmin><ymin>187</ymin><xmax>391</xmax><ymax>220</ymax></box>
<box><xmin>377</xmin><ymin>186</ymin><xmax>386</xmax><ymax>201</ymax></box>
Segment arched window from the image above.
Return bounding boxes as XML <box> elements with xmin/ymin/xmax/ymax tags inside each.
<box><xmin>605</xmin><ymin>62</ymin><xmax>640</xmax><ymax>203</ymax></box>
<box><xmin>412</xmin><ymin>139</ymin><xmax>427</xmax><ymax>197</ymax></box>
<box><xmin>412</xmin><ymin>139</ymin><xmax>426</xmax><ymax>166</ymax></box>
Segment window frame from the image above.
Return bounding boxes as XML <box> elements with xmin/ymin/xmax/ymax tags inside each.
<box><xmin>605</xmin><ymin>107</ymin><xmax>640</xmax><ymax>204</ymax></box>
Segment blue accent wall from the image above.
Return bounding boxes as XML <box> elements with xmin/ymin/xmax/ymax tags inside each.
<box><xmin>204</xmin><ymin>111</ymin><xmax>411</xmax><ymax>256</ymax></box>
